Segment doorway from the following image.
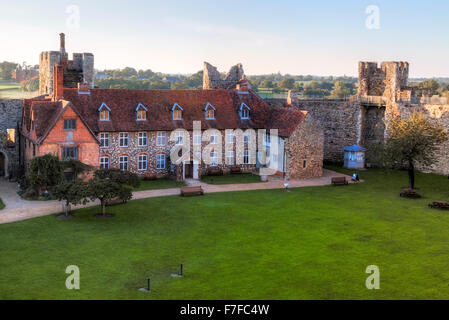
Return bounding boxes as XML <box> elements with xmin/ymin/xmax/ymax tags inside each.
<box><xmin>0</xmin><ymin>152</ymin><xmax>6</xmax><ymax>177</ymax></box>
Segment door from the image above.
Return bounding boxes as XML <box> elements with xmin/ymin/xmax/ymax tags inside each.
<box><xmin>193</xmin><ymin>162</ymin><xmax>199</xmax><ymax>179</ymax></box>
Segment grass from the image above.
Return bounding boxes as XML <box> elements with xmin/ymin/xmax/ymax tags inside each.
<box><xmin>0</xmin><ymin>198</ymin><xmax>4</xmax><ymax>210</ymax></box>
<box><xmin>132</xmin><ymin>178</ymin><xmax>186</xmax><ymax>191</ymax></box>
<box><xmin>1</xmin><ymin>167</ymin><xmax>449</xmax><ymax>299</ymax></box>
<box><xmin>201</xmin><ymin>173</ymin><xmax>262</xmax><ymax>184</ymax></box>
<box><xmin>0</xmin><ymin>81</ymin><xmax>37</xmax><ymax>99</ymax></box>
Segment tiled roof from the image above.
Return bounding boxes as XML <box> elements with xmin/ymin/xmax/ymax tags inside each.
<box><xmin>22</xmin><ymin>89</ymin><xmax>306</xmax><ymax>143</ymax></box>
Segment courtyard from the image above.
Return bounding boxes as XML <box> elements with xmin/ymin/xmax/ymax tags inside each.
<box><xmin>0</xmin><ymin>167</ymin><xmax>449</xmax><ymax>299</ymax></box>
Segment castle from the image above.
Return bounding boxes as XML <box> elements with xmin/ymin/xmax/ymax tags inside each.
<box><xmin>39</xmin><ymin>33</ymin><xmax>94</xmax><ymax>95</ymax></box>
<box><xmin>0</xmin><ymin>33</ymin><xmax>448</xmax><ymax>180</ymax></box>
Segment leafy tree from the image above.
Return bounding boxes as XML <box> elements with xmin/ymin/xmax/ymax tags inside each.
<box><xmin>260</xmin><ymin>80</ymin><xmax>274</xmax><ymax>88</ymax></box>
<box><xmin>382</xmin><ymin>111</ymin><xmax>447</xmax><ymax>190</ymax></box>
<box><xmin>279</xmin><ymin>78</ymin><xmax>295</xmax><ymax>90</ymax></box>
<box><xmin>87</xmin><ymin>169</ymin><xmax>140</xmax><ymax>217</ymax></box>
<box><xmin>0</xmin><ymin>61</ymin><xmax>18</xmax><ymax>80</ymax></box>
<box><xmin>62</xmin><ymin>159</ymin><xmax>92</xmax><ymax>177</ymax></box>
<box><xmin>331</xmin><ymin>81</ymin><xmax>352</xmax><ymax>98</ymax></box>
<box><xmin>21</xmin><ymin>77</ymin><xmax>39</xmax><ymax>91</ymax></box>
<box><xmin>28</xmin><ymin>154</ymin><xmax>64</xmax><ymax>192</ymax></box>
<box><xmin>417</xmin><ymin>79</ymin><xmax>440</xmax><ymax>95</ymax></box>
<box><xmin>52</xmin><ymin>180</ymin><xmax>90</xmax><ymax>217</ymax></box>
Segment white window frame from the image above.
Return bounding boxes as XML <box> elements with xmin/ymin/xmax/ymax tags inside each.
<box><xmin>205</xmin><ymin>103</ymin><xmax>216</xmax><ymax>120</ymax></box>
<box><xmin>175</xmin><ymin>131</ymin><xmax>184</xmax><ymax>145</ymax></box>
<box><xmin>226</xmin><ymin>151</ymin><xmax>235</xmax><ymax>165</ymax></box>
<box><xmin>156</xmin><ymin>154</ymin><xmax>166</xmax><ymax>169</ymax></box>
<box><xmin>157</xmin><ymin>131</ymin><xmax>166</xmax><ymax>146</ymax></box>
<box><xmin>136</xmin><ymin>103</ymin><xmax>148</xmax><ymax>121</ymax></box>
<box><xmin>138</xmin><ymin>154</ymin><xmax>148</xmax><ymax>171</ymax></box>
<box><xmin>193</xmin><ymin>132</ymin><xmax>202</xmax><ymax>145</ymax></box>
<box><xmin>119</xmin><ymin>133</ymin><xmax>129</xmax><ymax>147</ymax></box>
<box><xmin>244</xmin><ymin>149</ymin><xmax>250</xmax><ymax>164</ymax></box>
<box><xmin>210</xmin><ymin>151</ymin><xmax>218</xmax><ymax>166</ymax></box>
<box><xmin>119</xmin><ymin>156</ymin><xmax>129</xmax><ymax>171</ymax></box>
<box><xmin>244</xmin><ymin>132</ymin><xmax>250</xmax><ymax>144</ymax></box>
<box><xmin>226</xmin><ymin>132</ymin><xmax>235</xmax><ymax>144</ymax></box>
<box><xmin>98</xmin><ymin>103</ymin><xmax>111</xmax><ymax>121</ymax></box>
<box><xmin>138</xmin><ymin>132</ymin><xmax>148</xmax><ymax>146</ymax></box>
<box><xmin>172</xmin><ymin>103</ymin><xmax>183</xmax><ymax>120</ymax></box>
<box><xmin>100</xmin><ymin>133</ymin><xmax>110</xmax><ymax>148</ymax></box>
<box><xmin>210</xmin><ymin>133</ymin><xmax>219</xmax><ymax>144</ymax></box>
<box><xmin>99</xmin><ymin>156</ymin><xmax>110</xmax><ymax>169</ymax></box>
<box><xmin>240</xmin><ymin>103</ymin><xmax>250</xmax><ymax>120</ymax></box>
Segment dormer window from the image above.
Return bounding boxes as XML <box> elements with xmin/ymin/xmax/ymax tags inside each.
<box><xmin>205</xmin><ymin>103</ymin><xmax>215</xmax><ymax>120</ymax></box>
<box><xmin>136</xmin><ymin>103</ymin><xmax>148</xmax><ymax>121</ymax></box>
<box><xmin>98</xmin><ymin>103</ymin><xmax>111</xmax><ymax>121</ymax></box>
<box><xmin>240</xmin><ymin>103</ymin><xmax>250</xmax><ymax>120</ymax></box>
<box><xmin>172</xmin><ymin>103</ymin><xmax>183</xmax><ymax>120</ymax></box>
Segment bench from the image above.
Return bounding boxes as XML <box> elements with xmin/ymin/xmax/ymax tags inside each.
<box><xmin>230</xmin><ymin>166</ymin><xmax>241</xmax><ymax>174</ymax></box>
<box><xmin>429</xmin><ymin>201</ymin><xmax>449</xmax><ymax>210</ymax></box>
<box><xmin>331</xmin><ymin>177</ymin><xmax>348</xmax><ymax>186</ymax></box>
<box><xmin>207</xmin><ymin>167</ymin><xmax>223</xmax><ymax>176</ymax></box>
<box><xmin>106</xmin><ymin>197</ymin><xmax>127</xmax><ymax>206</ymax></box>
<box><xmin>400</xmin><ymin>188</ymin><xmax>421</xmax><ymax>198</ymax></box>
<box><xmin>180</xmin><ymin>186</ymin><xmax>204</xmax><ymax>197</ymax></box>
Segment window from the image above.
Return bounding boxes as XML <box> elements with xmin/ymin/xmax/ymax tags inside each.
<box><xmin>157</xmin><ymin>132</ymin><xmax>166</xmax><ymax>146</ymax></box>
<box><xmin>240</xmin><ymin>103</ymin><xmax>250</xmax><ymax>119</ymax></box>
<box><xmin>226</xmin><ymin>151</ymin><xmax>235</xmax><ymax>165</ymax></box>
<box><xmin>265</xmin><ymin>133</ymin><xmax>271</xmax><ymax>146</ymax></box>
<box><xmin>172</xmin><ymin>103</ymin><xmax>183</xmax><ymax>120</ymax></box>
<box><xmin>205</xmin><ymin>103</ymin><xmax>215</xmax><ymax>120</ymax></box>
<box><xmin>100</xmin><ymin>156</ymin><xmax>109</xmax><ymax>169</ymax></box>
<box><xmin>119</xmin><ymin>133</ymin><xmax>129</xmax><ymax>147</ymax></box>
<box><xmin>210</xmin><ymin>151</ymin><xmax>218</xmax><ymax>166</ymax></box>
<box><xmin>138</xmin><ymin>132</ymin><xmax>147</xmax><ymax>146</ymax></box>
<box><xmin>138</xmin><ymin>154</ymin><xmax>148</xmax><ymax>171</ymax></box>
<box><xmin>156</xmin><ymin>154</ymin><xmax>165</xmax><ymax>169</ymax></box>
<box><xmin>226</xmin><ymin>132</ymin><xmax>235</xmax><ymax>144</ymax></box>
<box><xmin>100</xmin><ymin>133</ymin><xmax>110</xmax><ymax>148</ymax></box>
<box><xmin>6</xmin><ymin>129</ymin><xmax>15</xmax><ymax>146</ymax></box>
<box><xmin>63</xmin><ymin>119</ymin><xmax>76</xmax><ymax>130</ymax></box>
<box><xmin>193</xmin><ymin>132</ymin><xmax>202</xmax><ymax>145</ymax></box>
<box><xmin>210</xmin><ymin>133</ymin><xmax>219</xmax><ymax>144</ymax></box>
<box><xmin>62</xmin><ymin>147</ymin><xmax>78</xmax><ymax>160</ymax></box>
<box><xmin>119</xmin><ymin>156</ymin><xmax>129</xmax><ymax>171</ymax></box>
<box><xmin>244</xmin><ymin>149</ymin><xmax>250</xmax><ymax>164</ymax></box>
<box><xmin>244</xmin><ymin>132</ymin><xmax>250</xmax><ymax>144</ymax></box>
<box><xmin>98</xmin><ymin>103</ymin><xmax>111</xmax><ymax>121</ymax></box>
<box><xmin>175</xmin><ymin>131</ymin><xmax>184</xmax><ymax>145</ymax></box>
<box><xmin>136</xmin><ymin>103</ymin><xmax>148</xmax><ymax>121</ymax></box>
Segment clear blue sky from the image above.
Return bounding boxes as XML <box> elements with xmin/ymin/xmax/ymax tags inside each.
<box><xmin>1</xmin><ymin>0</ymin><xmax>448</xmax><ymax>77</ymax></box>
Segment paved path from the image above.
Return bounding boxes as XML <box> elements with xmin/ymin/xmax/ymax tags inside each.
<box><xmin>0</xmin><ymin>169</ymin><xmax>354</xmax><ymax>224</ymax></box>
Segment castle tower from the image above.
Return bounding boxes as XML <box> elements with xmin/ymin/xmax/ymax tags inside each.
<box><xmin>203</xmin><ymin>62</ymin><xmax>245</xmax><ymax>90</ymax></box>
<box><xmin>39</xmin><ymin>33</ymin><xmax>94</xmax><ymax>95</ymax></box>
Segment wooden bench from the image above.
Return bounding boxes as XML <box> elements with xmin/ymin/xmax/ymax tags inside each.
<box><xmin>207</xmin><ymin>167</ymin><xmax>223</xmax><ymax>176</ymax></box>
<box><xmin>429</xmin><ymin>201</ymin><xmax>449</xmax><ymax>210</ymax></box>
<box><xmin>230</xmin><ymin>166</ymin><xmax>241</xmax><ymax>174</ymax></box>
<box><xmin>331</xmin><ymin>176</ymin><xmax>348</xmax><ymax>186</ymax></box>
<box><xmin>400</xmin><ymin>188</ymin><xmax>421</xmax><ymax>198</ymax></box>
<box><xmin>180</xmin><ymin>186</ymin><xmax>204</xmax><ymax>196</ymax></box>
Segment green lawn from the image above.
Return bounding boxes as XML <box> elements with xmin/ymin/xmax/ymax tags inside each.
<box><xmin>131</xmin><ymin>178</ymin><xmax>186</xmax><ymax>191</ymax></box>
<box><xmin>1</xmin><ymin>167</ymin><xmax>449</xmax><ymax>299</ymax></box>
<box><xmin>0</xmin><ymin>81</ymin><xmax>38</xmax><ymax>99</ymax></box>
<box><xmin>201</xmin><ymin>173</ymin><xmax>262</xmax><ymax>184</ymax></box>
<box><xmin>0</xmin><ymin>198</ymin><xmax>4</xmax><ymax>210</ymax></box>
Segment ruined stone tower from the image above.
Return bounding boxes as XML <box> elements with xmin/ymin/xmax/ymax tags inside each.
<box><xmin>203</xmin><ymin>62</ymin><xmax>245</xmax><ymax>90</ymax></box>
<box><xmin>357</xmin><ymin>61</ymin><xmax>409</xmax><ymax>102</ymax></box>
<box><xmin>39</xmin><ymin>33</ymin><xmax>94</xmax><ymax>95</ymax></box>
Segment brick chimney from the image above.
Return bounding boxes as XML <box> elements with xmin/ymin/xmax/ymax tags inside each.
<box><xmin>60</xmin><ymin>33</ymin><xmax>66</xmax><ymax>54</ymax></box>
<box><xmin>236</xmin><ymin>78</ymin><xmax>251</xmax><ymax>93</ymax></box>
<box><xmin>53</xmin><ymin>64</ymin><xmax>64</xmax><ymax>100</ymax></box>
<box><xmin>77</xmin><ymin>82</ymin><xmax>90</xmax><ymax>94</ymax></box>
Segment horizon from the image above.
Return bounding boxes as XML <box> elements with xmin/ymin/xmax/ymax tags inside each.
<box><xmin>1</xmin><ymin>0</ymin><xmax>449</xmax><ymax>78</ymax></box>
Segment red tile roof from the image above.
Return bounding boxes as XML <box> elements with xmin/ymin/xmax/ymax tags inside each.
<box><xmin>22</xmin><ymin>89</ymin><xmax>306</xmax><ymax>143</ymax></box>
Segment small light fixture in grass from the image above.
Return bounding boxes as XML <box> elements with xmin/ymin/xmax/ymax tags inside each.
<box><xmin>171</xmin><ymin>264</ymin><xmax>184</xmax><ymax>277</ymax></box>
<box><xmin>139</xmin><ymin>278</ymin><xmax>151</xmax><ymax>292</ymax></box>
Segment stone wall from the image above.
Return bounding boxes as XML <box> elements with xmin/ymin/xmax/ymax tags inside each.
<box><xmin>292</xmin><ymin>99</ymin><xmax>362</xmax><ymax>162</ymax></box>
<box><xmin>285</xmin><ymin>114</ymin><xmax>324</xmax><ymax>179</ymax></box>
<box><xmin>203</xmin><ymin>62</ymin><xmax>245</xmax><ymax>90</ymax></box>
<box><xmin>0</xmin><ymin>99</ymin><xmax>23</xmax><ymax>177</ymax></box>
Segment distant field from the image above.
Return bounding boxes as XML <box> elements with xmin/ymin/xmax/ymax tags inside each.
<box><xmin>0</xmin><ymin>81</ymin><xmax>38</xmax><ymax>99</ymax></box>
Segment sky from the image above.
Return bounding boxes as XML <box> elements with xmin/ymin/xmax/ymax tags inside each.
<box><xmin>1</xmin><ymin>0</ymin><xmax>448</xmax><ymax>77</ymax></box>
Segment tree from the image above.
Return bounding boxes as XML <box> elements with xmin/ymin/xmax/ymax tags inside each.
<box><xmin>331</xmin><ymin>81</ymin><xmax>352</xmax><ymax>98</ymax></box>
<box><xmin>0</xmin><ymin>61</ymin><xmax>18</xmax><ymax>80</ymax></box>
<box><xmin>382</xmin><ymin>111</ymin><xmax>447</xmax><ymax>190</ymax></box>
<box><xmin>417</xmin><ymin>79</ymin><xmax>440</xmax><ymax>95</ymax></box>
<box><xmin>87</xmin><ymin>169</ymin><xmax>140</xmax><ymax>217</ymax></box>
<box><xmin>279</xmin><ymin>78</ymin><xmax>295</xmax><ymax>90</ymax></box>
<box><xmin>52</xmin><ymin>180</ymin><xmax>90</xmax><ymax>217</ymax></box>
<box><xmin>28</xmin><ymin>154</ymin><xmax>64</xmax><ymax>193</ymax></box>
